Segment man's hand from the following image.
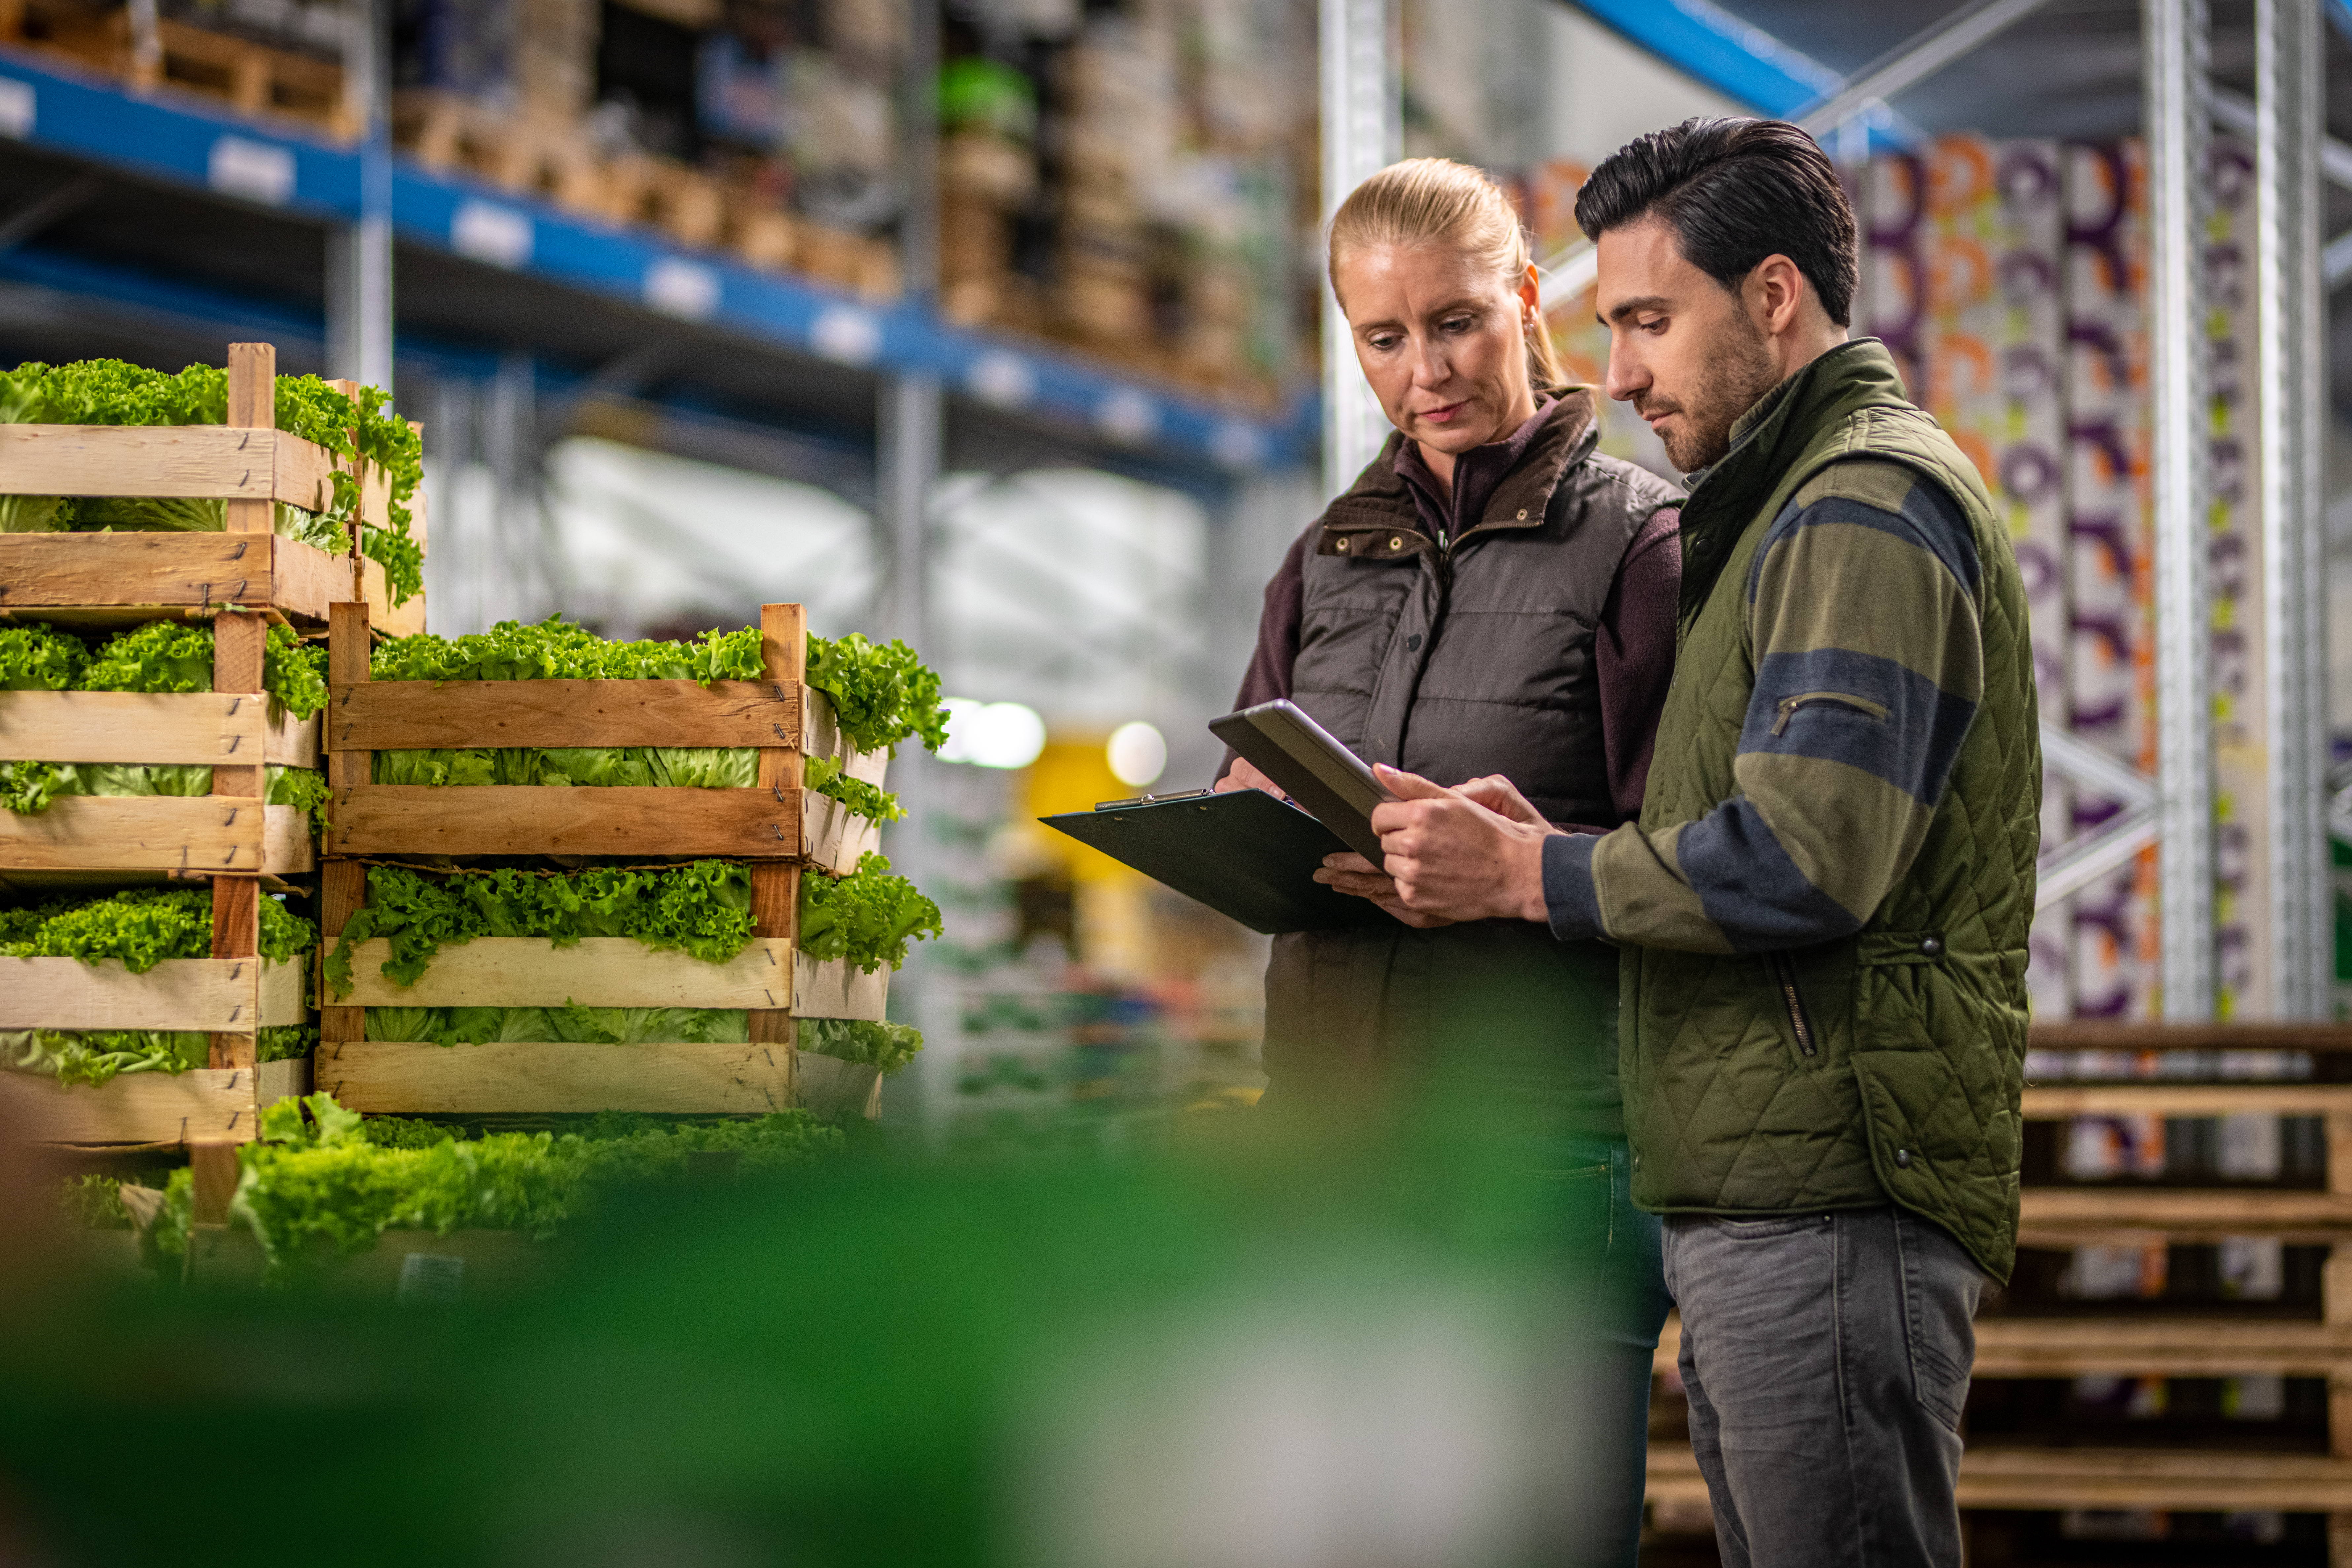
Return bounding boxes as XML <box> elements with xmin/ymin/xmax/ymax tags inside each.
<box><xmin>1454</xmin><ymin>773</ymin><xmax>1543</xmax><ymax>825</ymax></box>
<box><xmin>1359</xmin><ymin>764</ymin><xmax>1555</xmax><ymax>924</ymax></box>
<box><xmin>1213</xmin><ymin>756</ymin><xmax>1287</xmax><ymax>800</ymax></box>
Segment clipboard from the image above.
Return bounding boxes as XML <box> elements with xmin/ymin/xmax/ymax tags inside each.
<box><xmin>1040</xmin><ymin>788</ymin><xmax>1393</xmax><ymax>934</ymax></box>
<box><xmin>1207</xmin><ymin>699</ymin><xmax>1395</xmax><ymax>867</ymax></box>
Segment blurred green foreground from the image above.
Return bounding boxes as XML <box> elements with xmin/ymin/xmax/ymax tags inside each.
<box><xmin>0</xmin><ymin>1105</ymin><xmax>1618</xmax><ymax>1568</ymax></box>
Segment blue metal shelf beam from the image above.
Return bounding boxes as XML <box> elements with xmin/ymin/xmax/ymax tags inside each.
<box><xmin>0</xmin><ymin>47</ymin><xmax>1313</xmax><ymax>474</ymax></box>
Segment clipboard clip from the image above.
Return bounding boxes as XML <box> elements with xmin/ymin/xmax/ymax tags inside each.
<box><xmin>1095</xmin><ymin>788</ymin><xmax>1214</xmax><ymax>811</ymax></box>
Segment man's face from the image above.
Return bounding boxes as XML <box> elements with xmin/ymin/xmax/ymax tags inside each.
<box><xmin>1593</xmin><ymin>218</ymin><xmax>1781</xmax><ymax>473</ymax></box>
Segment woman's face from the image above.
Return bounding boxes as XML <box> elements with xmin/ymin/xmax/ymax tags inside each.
<box><xmin>1335</xmin><ymin>243</ymin><xmax>1541</xmax><ymax>455</ymax></box>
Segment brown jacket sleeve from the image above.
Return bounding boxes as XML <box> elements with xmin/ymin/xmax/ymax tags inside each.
<box><xmin>1594</xmin><ymin>505</ymin><xmax>1683</xmax><ymax>824</ymax></box>
<box><xmin>1216</xmin><ymin>527</ymin><xmax>1313</xmax><ymax>782</ymax></box>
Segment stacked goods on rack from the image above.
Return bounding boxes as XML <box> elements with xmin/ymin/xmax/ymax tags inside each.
<box><xmin>392</xmin><ymin>0</ymin><xmax>900</xmax><ymax>297</ymax></box>
<box><xmin>2</xmin><ymin>0</ymin><xmax>356</xmax><ymax>136</ymax></box>
<box><xmin>0</xmin><ymin>346</ymin><xmax>427</xmax><ymax>629</ymax></box>
<box><xmin>1642</xmin><ymin>1023</ymin><xmax>2352</xmax><ymax>1558</ymax></box>
<box><xmin>0</xmin><ymin>342</ymin><xmax>427</xmax><ymax>1145</ymax></box>
<box><xmin>315</xmin><ymin>602</ymin><xmax>944</xmax><ymax>1120</ymax></box>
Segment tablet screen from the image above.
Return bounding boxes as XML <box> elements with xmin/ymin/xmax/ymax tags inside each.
<box><xmin>1208</xmin><ymin>700</ymin><xmax>1394</xmax><ymax>867</ymax></box>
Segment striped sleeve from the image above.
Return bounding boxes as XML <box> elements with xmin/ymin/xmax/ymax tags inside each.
<box><xmin>1544</xmin><ymin>461</ymin><xmax>1984</xmax><ymax>953</ymax></box>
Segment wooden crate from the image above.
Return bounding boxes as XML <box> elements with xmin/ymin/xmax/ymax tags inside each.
<box><xmin>0</xmin><ymin>344</ymin><xmax>422</xmax><ymax>627</ymax></box>
<box><xmin>0</xmin><ymin>686</ymin><xmax>319</xmax><ymax>880</ymax></box>
<box><xmin>315</xmin><ymin>600</ymin><xmax>903</xmax><ymax>1115</ymax></box>
<box><xmin>0</xmin><ymin>951</ymin><xmax>310</xmax><ymax>1143</ymax></box>
<box><xmin>324</xmin><ymin>599</ymin><xmax>888</xmax><ymax>868</ymax></box>
<box><xmin>1644</xmin><ymin>1028</ymin><xmax>2352</xmax><ymax>1558</ymax></box>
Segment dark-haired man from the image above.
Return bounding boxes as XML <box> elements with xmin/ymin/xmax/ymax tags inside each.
<box><xmin>1319</xmin><ymin>118</ymin><xmax>2040</xmax><ymax>1566</ymax></box>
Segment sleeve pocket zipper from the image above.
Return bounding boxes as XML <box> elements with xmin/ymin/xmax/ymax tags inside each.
<box><xmin>1771</xmin><ymin>691</ymin><xmax>1889</xmax><ymax>736</ymax></box>
<box><xmin>1766</xmin><ymin>952</ymin><xmax>1817</xmax><ymax>1057</ymax></box>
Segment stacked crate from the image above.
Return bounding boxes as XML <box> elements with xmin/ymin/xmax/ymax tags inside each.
<box><xmin>0</xmin><ymin>341</ymin><xmax>417</xmax><ymax>1144</ymax></box>
<box><xmin>312</xmin><ymin>600</ymin><xmax>894</xmax><ymax>1120</ymax></box>
<box><xmin>1644</xmin><ymin>1022</ymin><xmax>2352</xmax><ymax>1565</ymax></box>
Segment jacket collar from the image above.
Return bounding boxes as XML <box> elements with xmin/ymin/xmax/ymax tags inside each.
<box><xmin>1319</xmin><ymin>388</ymin><xmax>1600</xmax><ymax>562</ymax></box>
<box><xmin>1674</xmin><ymin>338</ymin><xmax>1912</xmax><ymax>613</ymax></box>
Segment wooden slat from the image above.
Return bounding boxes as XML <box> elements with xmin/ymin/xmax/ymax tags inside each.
<box><xmin>791</xmin><ymin>950</ymin><xmax>889</xmax><ymax>1021</ymax></box>
<box><xmin>1654</xmin><ymin>1312</ymin><xmax>2352</xmax><ymax>1378</ymax></box>
<box><xmin>325</xmin><ymin>784</ymin><xmax>799</xmax><ymax>857</ymax></box>
<box><xmin>358</xmin><ymin>557</ymin><xmax>427</xmax><ymax>637</ymax></box>
<box><xmin>331</xmin><ymin>936</ymin><xmax>793</xmax><ymax>1009</ymax></box>
<box><xmin>0</xmin><ymin>795</ymin><xmax>262</xmax><ymax>871</ymax></box>
<box><xmin>261</xmin><ymin>803</ymin><xmax>314</xmax><ymax>874</ymax></box>
<box><xmin>0</xmin><ymin>1065</ymin><xmax>263</xmax><ymax>1143</ymax></box>
<box><xmin>2023</xmin><ymin>1084</ymin><xmax>2352</xmax><ymax>1117</ymax></box>
<box><xmin>0</xmin><ymin>955</ymin><xmax>294</xmax><ymax>1031</ymax></box>
<box><xmin>748</xmin><ymin>603</ymin><xmax>805</xmax><ymax>1078</ymax></box>
<box><xmin>0</xmin><ymin>690</ymin><xmax>266</xmax><ymax>765</ymax></box>
<box><xmin>2033</xmin><ymin>1021</ymin><xmax>2352</xmax><ymax>1053</ymax></box>
<box><xmin>330</xmin><ymin>678</ymin><xmax>801</xmax><ymax>750</ymax></box>
<box><xmin>796</xmin><ymin>1050</ymin><xmax>883</xmax><ymax>1121</ymax></box>
<box><xmin>314</xmin><ymin>1038</ymin><xmax>798</xmax><ymax>1114</ymax></box>
<box><xmin>0</xmin><ymin>533</ymin><xmax>349</xmax><ymax>620</ymax></box>
<box><xmin>1645</xmin><ymin>1441</ymin><xmax>2352</xmax><ymax>1511</ymax></box>
<box><xmin>264</xmin><ymin>702</ymin><xmax>319</xmax><ymax>768</ymax></box>
<box><xmin>801</xmin><ymin>787</ymin><xmax>883</xmax><ymax>876</ymax></box>
<box><xmin>2020</xmin><ymin>1186</ymin><xmax>2352</xmax><ymax>1241</ymax></box>
<box><xmin>0</xmin><ymin>423</ymin><xmax>295</xmax><ymax>499</ymax></box>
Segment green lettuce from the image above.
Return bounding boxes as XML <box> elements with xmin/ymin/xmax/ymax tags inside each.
<box><xmin>363</xmin><ymin>1005</ymin><xmax>749</xmax><ymax>1047</ymax></box>
<box><xmin>799</xmin><ymin>1017</ymin><xmax>924</xmax><ymax>1075</ymax></box>
<box><xmin>797</xmin><ymin>853</ymin><xmax>941</xmax><ymax>974</ymax></box>
<box><xmin>0</xmin><ymin>1023</ymin><xmax>311</xmax><ymax>1088</ymax></box>
<box><xmin>805</xmin><ymin>631</ymin><xmax>948</xmax><ymax>754</ymax></box>
<box><xmin>805</xmin><ymin>754</ymin><xmax>903</xmax><ymax>822</ymax></box>
<box><xmin>0</xmin><ymin>886</ymin><xmax>315</xmax><ymax>969</ymax></box>
<box><xmin>152</xmin><ymin>1092</ymin><xmax>843</xmax><ymax>1282</ymax></box>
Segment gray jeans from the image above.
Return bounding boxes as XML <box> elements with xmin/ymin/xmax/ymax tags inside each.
<box><xmin>1660</xmin><ymin>1206</ymin><xmax>1987</xmax><ymax>1568</ymax></box>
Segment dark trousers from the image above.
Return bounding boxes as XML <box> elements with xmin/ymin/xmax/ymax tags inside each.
<box><xmin>1661</xmin><ymin>1206</ymin><xmax>1986</xmax><ymax>1568</ymax></box>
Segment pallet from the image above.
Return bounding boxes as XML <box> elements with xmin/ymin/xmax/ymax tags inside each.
<box><xmin>1647</xmin><ymin>1042</ymin><xmax>2352</xmax><ymax>1556</ymax></box>
<box><xmin>0</xmin><ymin>345</ymin><xmax>419</xmax><ymax>626</ymax></box>
<box><xmin>0</xmin><ymin>950</ymin><xmax>309</xmax><ymax>1142</ymax></box>
<box><xmin>0</xmin><ymin>686</ymin><xmax>320</xmax><ymax>881</ymax></box>
<box><xmin>4</xmin><ymin>8</ymin><xmax>353</xmax><ymax>137</ymax></box>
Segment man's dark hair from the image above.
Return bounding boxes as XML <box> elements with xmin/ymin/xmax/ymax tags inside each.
<box><xmin>1575</xmin><ymin>117</ymin><xmax>1859</xmax><ymax>328</ymax></box>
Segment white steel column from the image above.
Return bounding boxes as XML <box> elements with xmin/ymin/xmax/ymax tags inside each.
<box><xmin>1318</xmin><ymin>0</ymin><xmax>1399</xmax><ymax>499</ymax></box>
<box><xmin>2145</xmin><ymin>0</ymin><xmax>2215</xmax><ymax>1019</ymax></box>
<box><xmin>2256</xmin><ymin>0</ymin><xmax>2331</xmax><ymax>1017</ymax></box>
<box><xmin>326</xmin><ymin>0</ymin><xmax>392</xmax><ymax>393</ymax></box>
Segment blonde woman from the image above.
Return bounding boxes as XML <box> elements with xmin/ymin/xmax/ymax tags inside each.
<box><xmin>1215</xmin><ymin>158</ymin><xmax>1680</xmax><ymax>1564</ymax></box>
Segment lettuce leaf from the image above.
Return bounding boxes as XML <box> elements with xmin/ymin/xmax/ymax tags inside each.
<box><xmin>0</xmin><ymin>887</ymin><xmax>315</xmax><ymax>969</ymax></box>
<box><xmin>805</xmin><ymin>631</ymin><xmax>948</xmax><ymax>754</ymax></box>
<box><xmin>798</xmin><ymin>1017</ymin><xmax>924</xmax><ymax>1075</ymax></box>
<box><xmin>797</xmin><ymin>853</ymin><xmax>941</xmax><ymax>974</ymax></box>
<box><xmin>806</xmin><ymin>754</ymin><xmax>903</xmax><ymax>822</ymax></box>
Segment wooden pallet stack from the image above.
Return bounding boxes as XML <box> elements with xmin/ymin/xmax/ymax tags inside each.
<box><xmin>0</xmin><ymin>1</ymin><xmax>356</xmax><ymax>137</ymax></box>
<box><xmin>0</xmin><ymin>341</ymin><xmax>416</xmax><ymax>1145</ymax></box>
<box><xmin>1643</xmin><ymin>1021</ymin><xmax>2352</xmax><ymax>1566</ymax></box>
<box><xmin>312</xmin><ymin>599</ymin><xmax>896</xmax><ymax>1122</ymax></box>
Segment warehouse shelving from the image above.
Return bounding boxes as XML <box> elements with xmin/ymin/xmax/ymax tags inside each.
<box><xmin>0</xmin><ymin>43</ymin><xmax>1314</xmax><ymax>481</ymax></box>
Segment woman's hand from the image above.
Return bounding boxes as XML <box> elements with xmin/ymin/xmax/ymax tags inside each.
<box><xmin>1314</xmin><ymin>851</ymin><xmax>1456</xmax><ymax>928</ymax></box>
<box><xmin>1213</xmin><ymin>756</ymin><xmax>1288</xmax><ymax>801</ymax></box>
<box><xmin>1364</xmin><ymin>764</ymin><xmax>1556</xmax><ymax>924</ymax></box>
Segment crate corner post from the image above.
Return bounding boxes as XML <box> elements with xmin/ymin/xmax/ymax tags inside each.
<box><xmin>751</xmin><ymin>602</ymin><xmax>807</xmax><ymax>1107</ymax></box>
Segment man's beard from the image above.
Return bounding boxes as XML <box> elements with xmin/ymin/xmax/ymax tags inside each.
<box><xmin>1648</xmin><ymin>317</ymin><xmax>1782</xmax><ymax>473</ymax></box>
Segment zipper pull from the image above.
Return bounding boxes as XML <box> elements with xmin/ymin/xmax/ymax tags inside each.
<box><xmin>1771</xmin><ymin>696</ymin><xmax>1801</xmax><ymax>737</ymax></box>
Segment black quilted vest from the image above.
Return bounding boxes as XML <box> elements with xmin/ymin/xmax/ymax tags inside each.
<box><xmin>1263</xmin><ymin>391</ymin><xmax>1682</xmax><ymax>1125</ymax></box>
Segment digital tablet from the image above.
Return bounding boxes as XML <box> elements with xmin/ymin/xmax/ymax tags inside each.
<box><xmin>1208</xmin><ymin>699</ymin><xmax>1395</xmax><ymax>868</ymax></box>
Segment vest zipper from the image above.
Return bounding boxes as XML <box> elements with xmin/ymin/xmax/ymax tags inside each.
<box><xmin>1767</xmin><ymin>952</ymin><xmax>1817</xmax><ymax>1057</ymax></box>
<box><xmin>1770</xmin><ymin>691</ymin><xmax>1890</xmax><ymax>736</ymax></box>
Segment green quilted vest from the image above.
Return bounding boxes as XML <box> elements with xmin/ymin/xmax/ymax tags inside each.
<box><xmin>1621</xmin><ymin>340</ymin><xmax>2042</xmax><ymax>1282</ymax></box>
